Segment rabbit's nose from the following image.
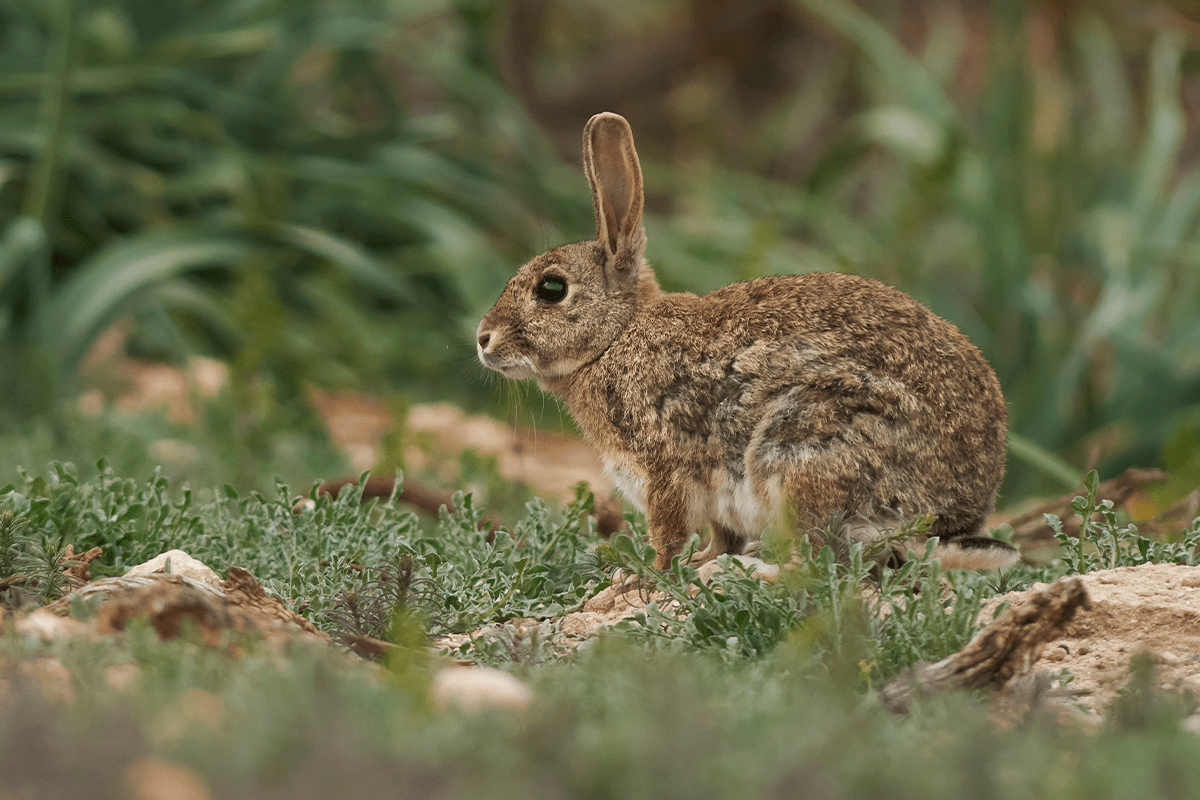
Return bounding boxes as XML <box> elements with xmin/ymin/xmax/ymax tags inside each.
<box><xmin>477</xmin><ymin>331</ymin><xmax>493</xmax><ymax>351</ymax></box>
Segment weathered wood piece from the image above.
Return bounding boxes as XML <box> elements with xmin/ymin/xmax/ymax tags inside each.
<box><xmin>880</xmin><ymin>577</ymin><xmax>1090</xmax><ymax>713</ymax></box>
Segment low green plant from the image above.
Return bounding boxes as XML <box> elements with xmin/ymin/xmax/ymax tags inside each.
<box><xmin>0</xmin><ymin>463</ymin><xmax>606</xmax><ymax>642</ymax></box>
<box><xmin>3</xmin><ymin>624</ymin><xmax>1200</xmax><ymax>800</ymax></box>
<box><xmin>21</xmin><ymin>534</ymin><xmax>71</xmax><ymax>604</ymax></box>
<box><xmin>323</xmin><ymin>554</ymin><xmax>444</xmax><ymax>645</ymax></box>
<box><xmin>6</xmin><ymin>457</ymin><xmax>1200</xmax><ymax>680</ymax></box>
<box><xmin>464</xmin><ymin>621</ymin><xmax>557</xmax><ymax>672</ymax></box>
<box><xmin>0</xmin><ymin>505</ymin><xmax>72</xmax><ymax>605</ymax></box>
<box><xmin>598</xmin><ymin>517</ymin><xmax>988</xmax><ymax>679</ymax></box>
<box><xmin>0</xmin><ymin>510</ymin><xmax>26</xmax><ymax>580</ymax></box>
<box><xmin>1045</xmin><ymin>469</ymin><xmax>1200</xmax><ymax>575</ymax></box>
<box><xmin>871</xmin><ymin>540</ymin><xmax>990</xmax><ymax>679</ymax></box>
<box><xmin>602</xmin><ymin>536</ymin><xmax>813</xmax><ymax>664</ymax></box>
<box><xmin>1108</xmin><ymin>652</ymin><xmax>1200</xmax><ymax>732</ymax></box>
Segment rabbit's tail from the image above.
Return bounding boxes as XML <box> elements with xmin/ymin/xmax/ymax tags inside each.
<box><xmin>934</xmin><ymin>535</ymin><xmax>1020</xmax><ymax>570</ymax></box>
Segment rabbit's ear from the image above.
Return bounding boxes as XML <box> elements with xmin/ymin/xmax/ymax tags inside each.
<box><xmin>583</xmin><ymin>113</ymin><xmax>645</xmax><ymax>269</ymax></box>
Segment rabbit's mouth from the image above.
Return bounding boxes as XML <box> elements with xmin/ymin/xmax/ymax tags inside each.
<box><xmin>477</xmin><ymin>348</ymin><xmax>538</xmax><ymax>380</ymax></box>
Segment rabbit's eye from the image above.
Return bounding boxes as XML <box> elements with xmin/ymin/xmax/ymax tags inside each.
<box><xmin>536</xmin><ymin>276</ymin><xmax>568</xmax><ymax>303</ymax></box>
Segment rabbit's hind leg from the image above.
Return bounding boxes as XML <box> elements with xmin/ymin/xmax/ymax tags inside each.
<box><xmin>690</xmin><ymin>524</ymin><xmax>746</xmax><ymax>566</ymax></box>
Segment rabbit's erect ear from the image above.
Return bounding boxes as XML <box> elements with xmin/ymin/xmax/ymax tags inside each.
<box><xmin>583</xmin><ymin>113</ymin><xmax>645</xmax><ymax>269</ymax></box>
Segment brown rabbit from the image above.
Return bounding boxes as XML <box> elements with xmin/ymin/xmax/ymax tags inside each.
<box><xmin>477</xmin><ymin>112</ymin><xmax>1017</xmax><ymax>571</ymax></box>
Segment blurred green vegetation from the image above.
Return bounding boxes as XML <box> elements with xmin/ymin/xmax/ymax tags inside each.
<box><xmin>2</xmin><ymin>0</ymin><xmax>1200</xmax><ymax>504</ymax></box>
<box><xmin>3</xmin><ymin>631</ymin><xmax>1199</xmax><ymax>800</ymax></box>
<box><xmin>2</xmin><ymin>464</ymin><xmax>1200</xmax><ymax>798</ymax></box>
<box><xmin>0</xmin><ymin>0</ymin><xmax>582</xmax><ymax>415</ymax></box>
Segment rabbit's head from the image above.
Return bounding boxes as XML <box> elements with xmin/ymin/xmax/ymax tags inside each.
<box><xmin>476</xmin><ymin>113</ymin><xmax>661</xmax><ymax>382</ymax></box>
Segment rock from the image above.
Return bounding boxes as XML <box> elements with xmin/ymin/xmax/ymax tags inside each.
<box><xmin>105</xmin><ymin>662</ymin><xmax>142</xmax><ymax>692</ymax></box>
<box><xmin>123</xmin><ymin>758</ymin><xmax>212</xmax><ymax>800</ymax></box>
<box><xmin>881</xmin><ymin>577</ymin><xmax>1089</xmax><ymax>715</ymax></box>
<box><xmin>176</xmin><ymin>688</ymin><xmax>225</xmax><ymax>727</ymax></box>
<box><xmin>559</xmin><ymin>612</ymin><xmax>609</xmax><ymax>639</ymax></box>
<box><xmin>15</xmin><ymin>608</ymin><xmax>91</xmax><ymax>641</ymax></box>
<box><xmin>17</xmin><ymin>657</ymin><xmax>75</xmax><ymax>705</ymax></box>
<box><xmin>430</xmin><ymin>666</ymin><xmax>532</xmax><ymax>712</ymax></box>
<box><xmin>125</xmin><ymin>550</ymin><xmax>220</xmax><ymax>585</ymax></box>
<box><xmin>42</xmin><ymin>568</ymin><xmax>330</xmax><ymax>649</ymax></box>
<box><xmin>582</xmin><ymin>583</ymin><xmax>662</xmax><ymax>616</ymax></box>
<box><xmin>156</xmin><ymin>689</ymin><xmax>226</xmax><ymax>745</ymax></box>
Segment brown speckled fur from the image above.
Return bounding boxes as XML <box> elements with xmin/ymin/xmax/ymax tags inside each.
<box><xmin>477</xmin><ymin>113</ymin><xmax>1016</xmax><ymax>570</ymax></box>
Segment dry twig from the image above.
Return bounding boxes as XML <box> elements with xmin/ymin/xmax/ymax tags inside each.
<box><xmin>879</xmin><ymin>577</ymin><xmax>1090</xmax><ymax>713</ymax></box>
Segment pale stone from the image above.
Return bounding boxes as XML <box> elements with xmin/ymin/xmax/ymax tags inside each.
<box><xmin>430</xmin><ymin>666</ymin><xmax>532</xmax><ymax>712</ymax></box>
<box><xmin>105</xmin><ymin>662</ymin><xmax>142</xmax><ymax>692</ymax></box>
<box><xmin>177</xmin><ymin>689</ymin><xmax>225</xmax><ymax>727</ymax></box>
<box><xmin>155</xmin><ymin>690</ymin><xmax>227</xmax><ymax>746</ymax></box>
<box><xmin>18</xmin><ymin>658</ymin><xmax>75</xmax><ymax>705</ymax></box>
<box><xmin>15</xmin><ymin>608</ymin><xmax>90</xmax><ymax>640</ymax></box>
<box><xmin>559</xmin><ymin>612</ymin><xmax>606</xmax><ymax>638</ymax></box>
<box><xmin>123</xmin><ymin>758</ymin><xmax>212</xmax><ymax>800</ymax></box>
<box><xmin>124</xmin><ymin>550</ymin><xmax>219</xmax><ymax>585</ymax></box>
<box><xmin>980</xmin><ymin>562</ymin><xmax>1200</xmax><ymax>715</ymax></box>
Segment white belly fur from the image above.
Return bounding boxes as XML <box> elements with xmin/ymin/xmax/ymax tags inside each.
<box><xmin>604</xmin><ymin>459</ymin><xmax>647</xmax><ymax>514</ymax></box>
<box><xmin>604</xmin><ymin>457</ymin><xmax>778</xmax><ymax>542</ymax></box>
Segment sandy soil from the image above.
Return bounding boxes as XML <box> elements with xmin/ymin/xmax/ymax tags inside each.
<box><xmin>982</xmin><ymin>562</ymin><xmax>1200</xmax><ymax>714</ymax></box>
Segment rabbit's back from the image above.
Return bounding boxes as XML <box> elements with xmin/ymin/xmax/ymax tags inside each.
<box><xmin>568</xmin><ymin>271</ymin><xmax>1006</xmax><ymax>546</ymax></box>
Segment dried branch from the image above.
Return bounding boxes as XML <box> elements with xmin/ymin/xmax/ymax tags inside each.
<box><xmin>879</xmin><ymin>577</ymin><xmax>1090</xmax><ymax>714</ymax></box>
<box><xmin>1002</xmin><ymin>467</ymin><xmax>1168</xmax><ymax>547</ymax></box>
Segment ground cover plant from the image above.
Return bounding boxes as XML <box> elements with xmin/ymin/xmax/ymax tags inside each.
<box><xmin>2</xmin><ymin>465</ymin><xmax>1200</xmax><ymax>798</ymax></box>
<box><xmin>0</xmin><ymin>463</ymin><xmax>1024</xmax><ymax>677</ymax></box>
<box><xmin>0</xmin><ymin>462</ymin><xmax>602</xmax><ymax>639</ymax></box>
<box><xmin>3</xmin><ymin>633</ymin><xmax>1200</xmax><ymax>800</ymax></box>
<box><xmin>3</xmin><ymin>463</ymin><xmax>1198</xmax><ymax>666</ymax></box>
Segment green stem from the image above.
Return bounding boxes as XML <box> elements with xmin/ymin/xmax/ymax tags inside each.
<box><xmin>1006</xmin><ymin>432</ymin><xmax>1080</xmax><ymax>490</ymax></box>
<box><xmin>23</xmin><ymin>0</ymin><xmax>79</xmax><ymax>323</ymax></box>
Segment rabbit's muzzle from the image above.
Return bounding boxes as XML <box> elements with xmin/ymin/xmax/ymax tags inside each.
<box><xmin>476</xmin><ymin>322</ymin><xmax>537</xmax><ymax>380</ymax></box>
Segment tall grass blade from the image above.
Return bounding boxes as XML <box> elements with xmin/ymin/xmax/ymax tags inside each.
<box><xmin>270</xmin><ymin>223</ymin><xmax>415</xmax><ymax>304</ymax></box>
<box><xmin>796</xmin><ymin>0</ymin><xmax>958</xmax><ymax>126</ymax></box>
<box><xmin>45</xmin><ymin>230</ymin><xmax>254</xmax><ymax>375</ymax></box>
<box><xmin>0</xmin><ymin>217</ymin><xmax>46</xmax><ymax>295</ymax></box>
<box><xmin>1131</xmin><ymin>32</ymin><xmax>1185</xmax><ymax>240</ymax></box>
<box><xmin>22</xmin><ymin>0</ymin><xmax>78</xmax><ymax>323</ymax></box>
<box><xmin>1007</xmin><ymin>432</ymin><xmax>1080</xmax><ymax>490</ymax></box>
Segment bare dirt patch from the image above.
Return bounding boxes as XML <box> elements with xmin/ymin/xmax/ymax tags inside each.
<box><xmin>982</xmin><ymin>563</ymin><xmax>1200</xmax><ymax>714</ymax></box>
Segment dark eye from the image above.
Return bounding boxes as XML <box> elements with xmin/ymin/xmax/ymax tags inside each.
<box><xmin>536</xmin><ymin>276</ymin><xmax>568</xmax><ymax>303</ymax></box>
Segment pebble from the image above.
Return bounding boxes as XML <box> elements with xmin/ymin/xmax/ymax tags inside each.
<box><xmin>125</xmin><ymin>550</ymin><xmax>220</xmax><ymax>585</ymax></box>
<box><xmin>430</xmin><ymin>666</ymin><xmax>532</xmax><ymax>712</ymax></box>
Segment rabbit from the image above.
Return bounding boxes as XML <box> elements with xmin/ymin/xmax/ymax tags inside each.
<box><xmin>476</xmin><ymin>112</ymin><xmax>1018</xmax><ymax>571</ymax></box>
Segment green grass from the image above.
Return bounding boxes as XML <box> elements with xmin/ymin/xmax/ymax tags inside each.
<box><xmin>2</xmin><ymin>462</ymin><xmax>1200</xmax><ymax>798</ymax></box>
<box><xmin>0</xmin><ymin>462</ymin><xmax>602</xmax><ymax>639</ymax></box>
<box><xmin>2</xmin><ymin>463</ymin><xmax>1196</xmax><ymax>664</ymax></box>
<box><xmin>2</xmin><ymin>622</ymin><xmax>1199</xmax><ymax>799</ymax></box>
